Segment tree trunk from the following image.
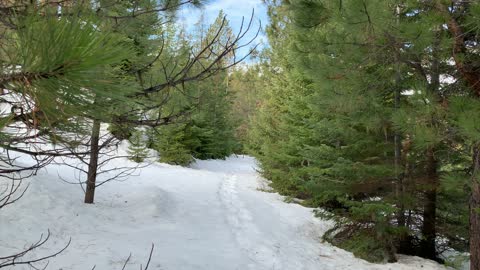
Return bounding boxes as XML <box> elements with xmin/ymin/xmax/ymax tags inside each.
<box><xmin>420</xmin><ymin>147</ymin><xmax>437</xmax><ymax>260</ymax></box>
<box><xmin>394</xmin><ymin>120</ymin><xmax>404</xmax><ymax>227</ymax></box>
<box><xmin>417</xmin><ymin>30</ymin><xmax>441</xmax><ymax>260</ymax></box>
<box><xmin>393</xmin><ymin>4</ymin><xmax>406</xmax><ymax>229</ymax></box>
<box><xmin>394</xmin><ymin>99</ymin><xmax>405</xmax><ymax>228</ymax></box>
<box><xmin>397</xmin><ymin>137</ymin><xmax>413</xmax><ymax>253</ymax></box>
<box><xmin>84</xmin><ymin>119</ymin><xmax>101</xmax><ymax>204</ymax></box>
<box><xmin>470</xmin><ymin>145</ymin><xmax>480</xmax><ymax>270</ymax></box>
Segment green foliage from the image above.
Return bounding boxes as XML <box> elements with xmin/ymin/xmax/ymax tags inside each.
<box><xmin>128</xmin><ymin>130</ymin><xmax>149</xmax><ymax>163</ymax></box>
<box><xmin>3</xmin><ymin>9</ymin><xmax>135</xmax><ymax>126</ymax></box>
<box><xmin>246</xmin><ymin>0</ymin><xmax>476</xmax><ymax>263</ymax></box>
<box><xmin>153</xmin><ymin>124</ymin><xmax>194</xmax><ymax>166</ymax></box>
<box><xmin>150</xmin><ymin>75</ymin><xmax>238</xmax><ymax>164</ymax></box>
<box><xmin>148</xmin><ymin>13</ymin><xmax>238</xmax><ymax>165</ymax></box>
<box><xmin>228</xmin><ymin>65</ymin><xmax>263</xmax><ymax>152</ymax></box>
<box><xmin>190</xmin><ymin>81</ymin><xmax>237</xmax><ymax>159</ymax></box>
<box><xmin>450</xmin><ymin>97</ymin><xmax>480</xmax><ymax>142</ymax></box>
<box><xmin>2</xmin><ymin>0</ymin><xmax>477</xmax><ymax>265</ymax></box>
<box><xmin>335</xmin><ymin>231</ymin><xmax>396</xmax><ymax>263</ymax></box>
<box><xmin>109</xmin><ymin>123</ymin><xmax>134</xmax><ymax>141</ymax></box>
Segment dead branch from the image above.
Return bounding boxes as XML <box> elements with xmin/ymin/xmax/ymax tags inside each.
<box><xmin>0</xmin><ymin>230</ymin><xmax>71</xmax><ymax>269</ymax></box>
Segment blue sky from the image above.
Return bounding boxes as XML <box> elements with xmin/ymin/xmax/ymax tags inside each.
<box><xmin>179</xmin><ymin>0</ymin><xmax>268</xmax><ymax>61</ymax></box>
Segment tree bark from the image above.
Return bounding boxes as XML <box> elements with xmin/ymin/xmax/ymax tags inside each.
<box><xmin>470</xmin><ymin>145</ymin><xmax>480</xmax><ymax>270</ymax></box>
<box><xmin>84</xmin><ymin>119</ymin><xmax>101</xmax><ymax>204</ymax></box>
<box><xmin>420</xmin><ymin>147</ymin><xmax>438</xmax><ymax>260</ymax></box>
<box><xmin>394</xmin><ymin>77</ymin><xmax>405</xmax><ymax>228</ymax></box>
<box><xmin>417</xmin><ymin>29</ymin><xmax>441</xmax><ymax>260</ymax></box>
<box><xmin>397</xmin><ymin>136</ymin><xmax>412</xmax><ymax>253</ymax></box>
<box><xmin>393</xmin><ymin>4</ymin><xmax>406</xmax><ymax>229</ymax></box>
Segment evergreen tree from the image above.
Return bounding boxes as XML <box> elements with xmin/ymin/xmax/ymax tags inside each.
<box><xmin>153</xmin><ymin>124</ymin><xmax>194</xmax><ymax>166</ymax></box>
<box><xmin>248</xmin><ymin>0</ymin><xmax>478</xmax><ymax>265</ymax></box>
<box><xmin>190</xmin><ymin>72</ymin><xmax>237</xmax><ymax>159</ymax></box>
<box><xmin>228</xmin><ymin>65</ymin><xmax>262</xmax><ymax>152</ymax></box>
<box><xmin>128</xmin><ymin>130</ymin><xmax>149</xmax><ymax>163</ymax></box>
<box><xmin>150</xmin><ymin>12</ymin><xmax>239</xmax><ymax>164</ymax></box>
<box><xmin>0</xmin><ymin>2</ymin><xmax>134</xmax><ymax>164</ymax></box>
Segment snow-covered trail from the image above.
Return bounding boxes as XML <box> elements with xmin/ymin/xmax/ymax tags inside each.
<box><xmin>0</xmin><ymin>155</ymin><xmax>446</xmax><ymax>270</ymax></box>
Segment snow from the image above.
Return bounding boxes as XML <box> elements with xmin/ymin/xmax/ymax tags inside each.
<box><xmin>0</xmin><ymin>151</ymin><xmax>449</xmax><ymax>270</ymax></box>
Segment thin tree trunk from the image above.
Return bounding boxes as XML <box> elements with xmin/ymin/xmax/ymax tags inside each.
<box><xmin>394</xmin><ymin>99</ymin><xmax>404</xmax><ymax>227</ymax></box>
<box><xmin>397</xmin><ymin>136</ymin><xmax>412</xmax><ymax>253</ymax></box>
<box><xmin>470</xmin><ymin>145</ymin><xmax>480</xmax><ymax>270</ymax></box>
<box><xmin>394</xmin><ymin>88</ymin><xmax>405</xmax><ymax>228</ymax></box>
<box><xmin>418</xmin><ymin>30</ymin><xmax>441</xmax><ymax>260</ymax></box>
<box><xmin>393</xmin><ymin>4</ymin><xmax>406</xmax><ymax>229</ymax></box>
<box><xmin>84</xmin><ymin>119</ymin><xmax>101</xmax><ymax>204</ymax></box>
<box><xmin>420</xmin><ymin>147</ymin><xmax>438</xmax><ymax>260</ymax></box>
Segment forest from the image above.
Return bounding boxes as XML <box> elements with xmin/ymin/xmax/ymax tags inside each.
<box><xmin>0</xmin><ymin>0</ymin><xmax>479</xmax><ymax>270</ymax></box>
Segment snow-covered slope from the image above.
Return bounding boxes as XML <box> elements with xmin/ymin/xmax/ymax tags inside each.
<box><xmin>0</xmin><ymin>154</ymin><xmax>447</xmax><ymax>270</ymax></box>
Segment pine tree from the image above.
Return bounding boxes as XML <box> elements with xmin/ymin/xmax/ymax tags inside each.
<box><xmin>190</xmin><ymin>72</ymin><xmax>237</xmax><ymax>160</ymax></box>
<box><xmin>229</xmin><ymin>65</ymin><xmax>262</xmax><ymax>152</ymax></box>
<box><xmin>82</xmin><ymin>0</ymin><xmax>163</xmax><ymax>204</ymax></box>
<box><xmin>150</xmin><ymin>12</ymin><xmax>239</xmax><ymax>164</ymax></box>
<box><xmin>128</xmin><ymin>130</ymin><xmax>149</xmax><ymax>163</ymax></box>
<box><xmin>248</xmin><ymin>0</ymin><xmax>476</xmax><ymax>264</ymax></box>
<box><xmin>153</xmin><ymin>124</ymin><xmax>194</xmax><ymax>166</ymax></box>
<box><xmin>0</xmin><ymin>2</ymin><xmax>134</xmax><ymax>161</ymax></box>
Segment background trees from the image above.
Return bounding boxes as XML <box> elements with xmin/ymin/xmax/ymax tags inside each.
<box><xmin>149</xmin><ymin>13</ymin><xmax>241</xmax><ymax>165</ymax></box>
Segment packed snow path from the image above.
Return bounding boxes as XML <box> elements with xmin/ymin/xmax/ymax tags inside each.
<box><xmin>1</xmin><ymin>155</ymin><xmax>446</xmax><ymax>270</ymax></box>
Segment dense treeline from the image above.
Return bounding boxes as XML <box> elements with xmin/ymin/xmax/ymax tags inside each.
<box><xmin>242</xmin><ymin>0</ymin><xmax>480</xmax><ymax>268</ymax></box>
<box><xmin>125</xmin><ymin>13</ymin><xmax>239</xmax><ymax>165</ymax></box>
